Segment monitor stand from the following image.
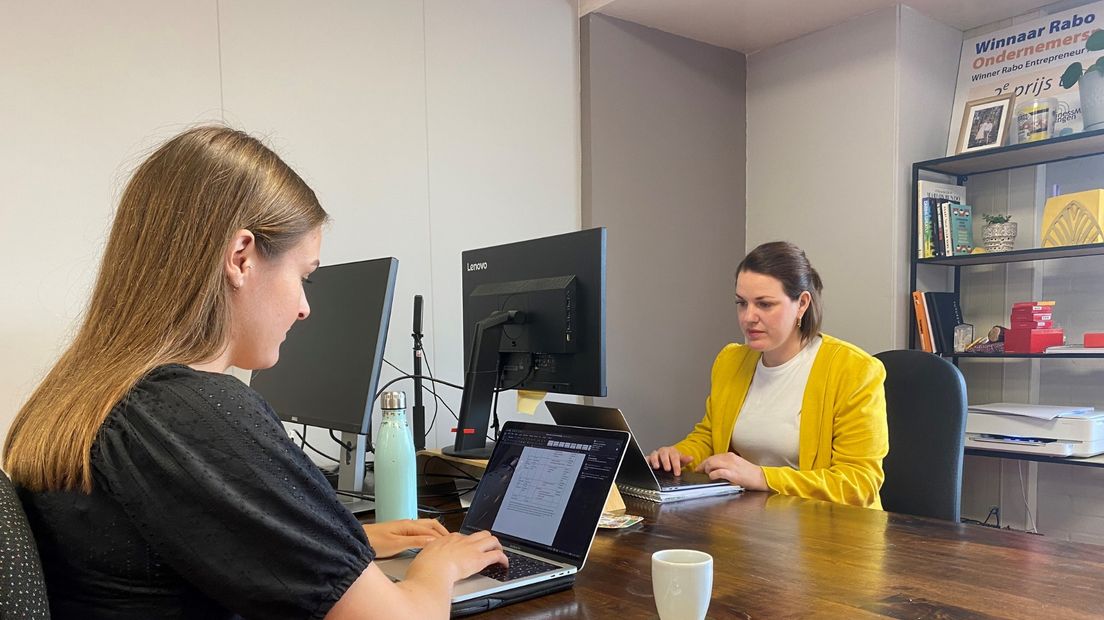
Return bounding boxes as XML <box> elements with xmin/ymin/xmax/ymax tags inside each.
<box><xmin>336</xmin><ymin>432</ymin><xmax>374</xmax><ymax>514</ymax></box>
<box><xmin>443</xmin><ymin>310</ymin><xmax>519</xmax><ymax>459</ymax></box>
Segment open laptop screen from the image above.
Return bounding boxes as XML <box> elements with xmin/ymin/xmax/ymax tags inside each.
<box><xmin>460</xmin><ymin>422</ymin><xmax>626</xmax><ymax>564</ymax></box>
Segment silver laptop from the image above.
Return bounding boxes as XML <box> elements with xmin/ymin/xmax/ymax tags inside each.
<box><xmin>377</xmin><ymin>421</ymin><xmax>629</xmax><ymax>607</ymax></box>
<box><xmin>546</xmin><ymin>402</ymin><xmax>741</xmax><ymax>500</ymax></box>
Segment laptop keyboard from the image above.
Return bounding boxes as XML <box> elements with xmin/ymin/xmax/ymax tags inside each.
<box><xmin>478</xmin><ymin>549</ymin><xmax>560</xmax><ymax>582</ymax></box>
<box><xmin>655</xmin><ymin>469</ymin><xmax>704</xmax><ymax>484</ymax></box>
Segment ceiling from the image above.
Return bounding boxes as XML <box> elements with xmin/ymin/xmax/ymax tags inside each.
<box><xmin>582</xmin><ymin>0</ymin><xmax>1063</xmax><ymax>54</ymax></box>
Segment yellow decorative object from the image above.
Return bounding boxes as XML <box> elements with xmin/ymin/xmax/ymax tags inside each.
<box><xmin>1041</xmin><ymin>189</ymin><xmax>1104</xmax><ymax>247</ymax></box>
<box><xmin>971</xmin><ymin>247</ymin><xmax>987</xmax><ymax>254</ymax></box>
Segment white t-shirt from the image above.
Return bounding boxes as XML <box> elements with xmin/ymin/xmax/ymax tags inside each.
<box><xmin>730</xmin><ymin>336</ymin><xmax>823</xmax><ymax>468</ymax></box>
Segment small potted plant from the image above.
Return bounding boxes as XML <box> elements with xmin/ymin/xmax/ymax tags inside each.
<box><xmin>981</xmin><ymin>213</ymin><xmax>1017</xmax><ymax>252</ymax></box>
<box><xmin>1060</xmin><ymin>30</ymin><xmax>1104</xmax><ymax>131</ymax></box>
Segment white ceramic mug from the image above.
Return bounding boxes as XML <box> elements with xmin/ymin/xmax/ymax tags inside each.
<box><xmin>651</xmin><ymin>549</ymin><xmax>713</xmax><ymax>620</ymax></box>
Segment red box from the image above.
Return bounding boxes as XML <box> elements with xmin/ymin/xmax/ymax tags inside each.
<box><xmin>1012</xmin><ymin>320</ymin><xmax>1054</xmax><ymax>329</ymax></box>
<box><xmin>1012</xmin><ymin>302</ymin><xmax>1055</xmax><ymax>310</ymax></box>
<box><xmin>1010</xmin><ymin>311</ymin><xmax>1053</xmax><ymax>321</ymax></box>
<box><xmin>1005</xmin><ymin>328</ymin><xmax>1064</xmax><ymax>353</ymax></box>
<box><xmin>1086</xmin><ymin>332</ymin><xmax>1104</xmax><ymax>348</ymax></box>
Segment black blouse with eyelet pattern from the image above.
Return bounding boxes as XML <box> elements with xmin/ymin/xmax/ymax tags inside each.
<box><xmin>17</xmin><ymin>364</ymin><xmax>375</xmax><ymax>620</ymax></box>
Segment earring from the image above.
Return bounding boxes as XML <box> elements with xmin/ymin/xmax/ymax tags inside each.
<box><xmin>796</xmin><ymin>316</ymin><xmax>803</xmax><ymax>329</ymax></box>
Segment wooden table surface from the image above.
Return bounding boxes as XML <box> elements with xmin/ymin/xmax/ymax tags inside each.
<box><xmin>443</xmin><ymin>491</ymin><xmax>1104</xmax><ymax>619</ymax></box>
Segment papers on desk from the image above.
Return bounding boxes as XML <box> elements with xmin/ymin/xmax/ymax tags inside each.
<box><xmin>1045</xmin><ymin>344</ymin><xmax>1104</xmax><ymax>354</ymax></box>
<box><xmin>968</xmin><ymin>402</ymin><xmax>1096</xmax><ymax>421</ymax></box>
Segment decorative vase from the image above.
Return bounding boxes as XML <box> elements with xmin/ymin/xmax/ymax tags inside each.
<box><xmin>1082</xmin><ymin>70</ymin><xmax>1104</xmax><ymax>131</ymax></box>
<box><xmin>982</xmin><ymin>222</ymin><xmax>1018</xmax><ymax>252</ymax></box>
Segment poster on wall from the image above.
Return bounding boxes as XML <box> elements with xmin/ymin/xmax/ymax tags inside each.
<box><xmin>947</xmin><ymin>2</ymin><xmax>1104</xmax><ymax>155</ymax></box>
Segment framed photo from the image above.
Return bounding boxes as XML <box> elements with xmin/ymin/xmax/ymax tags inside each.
<box><xmin>956</xmin><ymin>94</ymin><xmax>1015</xmax><ymax>154</ymax></box>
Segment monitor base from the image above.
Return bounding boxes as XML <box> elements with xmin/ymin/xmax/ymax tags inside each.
<box><xmin>442</xmin><ymin>443</ymin><xmax>495</xmax><ymax>460</ymax></box>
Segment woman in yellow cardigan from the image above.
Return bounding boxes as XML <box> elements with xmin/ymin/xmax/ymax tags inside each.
<box><xmin>646</xmin><ymin>241</ymin><xmax>888</xmax><ymax>508</ymax></box>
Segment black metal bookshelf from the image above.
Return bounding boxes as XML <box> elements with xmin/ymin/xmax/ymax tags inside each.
<box><xmin>909</xmin><ymin>130</ymin><xmax>1104</xmax><ymax>353</ymax></box>
<box><xmin>917</xmin><ymin>242</ymin><xmax>1104</xmax><ymax>267</ymax></box>
<box><xmin>916</xmin><ymin>127</ymin><xmax>1104</xmax><ymax>179</ymax></box>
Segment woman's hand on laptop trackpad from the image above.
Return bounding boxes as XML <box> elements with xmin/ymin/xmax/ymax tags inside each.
<box><xmin>646</xmin><ymin>446</ymin><xmax>693</xmax><ymax>476</ymax></box>
<box><xmin>363</xmin><ymin>518</ymin><xmax>448</xmax><ymax>558</ymax></box>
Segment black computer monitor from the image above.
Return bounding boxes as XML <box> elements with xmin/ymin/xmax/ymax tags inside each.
<box><xmin>250</xmin><ymin>257</ymin><xmax>398</xmax><ymax>512</ymax></box>
<box><xmin>444</xmin><ymin>228</ymin><xmax>607</xmax><ymax>459</ymax></box>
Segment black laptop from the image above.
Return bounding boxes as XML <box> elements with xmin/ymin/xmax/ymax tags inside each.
<box><xmin>376</xmin><ymin>421</ymin><xmax>628</xmax><ymax>616</ymax></box>
<box><xmin>547</xmin><ymin>402</ymin><xmax>742</xmax><ymax>503</ymax></box>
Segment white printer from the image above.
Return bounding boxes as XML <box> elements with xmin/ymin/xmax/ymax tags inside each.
<box><xmin>965</xmin><ymin>402</ymin><xmax>1104</xmax><ymax>458</ymax></box>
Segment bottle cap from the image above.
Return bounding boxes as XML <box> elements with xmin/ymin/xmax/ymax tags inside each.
<box><xmin>381</xmin><ymin>390</ymin><xmax>406</xmax><ymax>410</ymax></box>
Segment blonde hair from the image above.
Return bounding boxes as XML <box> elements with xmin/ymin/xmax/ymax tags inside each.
<box><xmin>4</xmin><ymin>126</ymin><xmax>328</xmax><ymax>492</ymax></box>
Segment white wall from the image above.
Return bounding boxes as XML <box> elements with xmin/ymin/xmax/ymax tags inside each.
<box><xmin>580</xmin><ymin>15</ymin><xmax>746</xmax><ymax>452</ymax></box>
<box><xmin>0</xmin><ymin>0</ymin><xmax>580</xmax><ymax>454</ymax></box>
<box><xmin>747</xmin><ymin>8</ymin><xmax>898</xmax><ymax>353</ymax></box>
<box><xmin>1</xmin><ymin>0</ymin><xmax>224</xmax><ymax>441</ymax></box>
<box><xmin>747</xmin><ymin>5</ymin><xmax>960</xmax><ymax>355</ymax></box>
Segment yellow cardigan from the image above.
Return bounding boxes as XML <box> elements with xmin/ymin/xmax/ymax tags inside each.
<box><xmin>674</xmin><ymin>334</ymin><xmax>888</xmax><ymax>509</ymax></box>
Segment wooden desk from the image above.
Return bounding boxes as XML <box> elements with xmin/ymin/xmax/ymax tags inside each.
<box><xmin>446</xmin><ymin>491</ymin><xmax>1104</xmax><ymax>618</ymax></box>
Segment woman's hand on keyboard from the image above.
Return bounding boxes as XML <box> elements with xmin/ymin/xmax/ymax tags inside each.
<box><xmin>409</xmin><ymin>530</ymin><xmax>509</xmax><ymax>585</ymax></box>
<box><xmin>697</xmin><ymin>452</ymin><xmax>767</xmax><ymax>491</ymax></box>
<box><xmin>362</xmin><ymin>518</ymin><xmax>448</xmax><ymax>558</ymax></box>
<box><xmin>647</xmin><ymin>446</ymin><xmax>693</xmax><ymax>476</ymax></box>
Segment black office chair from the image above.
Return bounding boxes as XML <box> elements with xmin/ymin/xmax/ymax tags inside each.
<box><xmin>875</xmin><ymin>349</ymin><xmax>968</xmax><ymax>522</ymax></box>
<box><xmin>1</xmin><ymin>469</ymin><xmax>50</xmax><ymax>619</ymax></box>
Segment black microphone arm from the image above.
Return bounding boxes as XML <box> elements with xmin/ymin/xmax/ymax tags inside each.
<box><xmin>412</xmin><ymin>294</ymin><xmax>426</xmax><ymax>450</ymax></box>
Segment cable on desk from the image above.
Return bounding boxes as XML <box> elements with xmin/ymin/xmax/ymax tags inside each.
<box><xmin>422</xmin><ymin>356</ymin><xmax>455</xmax><ymax>437</ymax></box>
<box><xmin>1017</xmin><ymin>460</ymin><xmax>1038</xmax><ymax>534</ymax></box>
<box><xmin>416</xmin><ymin>505</ymin><xmax>469</xmax><ymax>516</ymax></box>
<box><xmin>385</xmin><ymin>358</ymin><xmax>455</xmax><ymax>438</ymax></box>
<box><xmin>329</xmin><ymin>429</ymin><xmax>354</xmax><ymax>465</ymax></box>
<box><xmin>294</xmin><ymin>429</ymin><xmax>340</xmax><ymax>463</ymax></box>
<box><xmin>495</xmin><ymin>355</ymin><xmax>535</xmax><ymax>392</ymax></box>
<box><xmin>421</xmin><ymin>454</ymin><xmax>481</xmax><ymax>482</ymax></box>
<box><xmin>374</xmin><ymin>373</ymin><xmax>463</xmax><ymax>401</ymax></box>
<box><xmin>335</xmin><ymin>489</ymin><xmax>469</xmax><ymax>516</ymax></box>
<box><xmin>417</xmin><ymin>485</ymin><xmax>478</xmax><ymax>500</ymax></box>
<box><xmin>384</xmin><ymin>359</ymin><xmax>492</xmax><ymax>442</ymax></box>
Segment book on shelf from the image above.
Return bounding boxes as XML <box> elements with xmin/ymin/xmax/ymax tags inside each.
<box><xmin>917</xmin><ymin>180</ymin><xmax>965</xmax><ymax>258</ymax></box>
<box><xmin>1011</xmin><ymin>301</ymin><xmax>1055</xmax><ymax>310</ymax></box>
<box><xmin>940</xmin><ymin>201</ymin><xmax>954</xmax><ymax>256</ymax></box>
<box><xmin>924</xmin><ymin>291</ymin><xmax>964</xmax><ymax>354</ymax></box>
<box><xmin>920</xmin><ymin>197</ymin><xmax>936</xmax><ymax>258</ymax></box>
<box><xmin>950</xmin><ymin>203</ymin><xmax>973</xmax><ymax>254</ymax></box>
<box><xmin>927</xmin><ymin>199</ymin><xmax>970</xmax><ymax>257</ymax></box>
<box><xmin>911</xmin><ymin>291</ymin><xmax>935</xmax><ymax>353</ymax></box>
<box><xmin>1011</xmin><ymin>311</ymin><xmax>1053</xmax><ymax>320</ymax></box>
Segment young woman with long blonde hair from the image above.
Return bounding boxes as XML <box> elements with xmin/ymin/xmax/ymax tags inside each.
<box><xmin>4</xmin><ymin>126</ymin><xmax>505</xmax><ymax>619</ymax></box>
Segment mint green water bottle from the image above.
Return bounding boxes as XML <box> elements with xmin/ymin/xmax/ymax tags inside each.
<box><xmin>375</xmin><ymin>390</ymin><xmax>417</xmax><ymax>522</ymax></box>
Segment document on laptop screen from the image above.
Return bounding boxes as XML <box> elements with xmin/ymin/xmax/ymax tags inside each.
<box><xmin>492</xmin><ymin>447</ymin><xmax>585</xmax><ymax>545</ymax></box>
<box><xmin>461</xmin><ymin>424</ymin><xmax>626</xmax><ymax>563</ymax></box>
